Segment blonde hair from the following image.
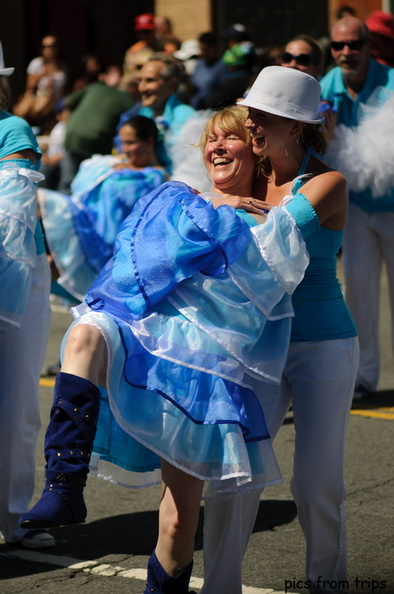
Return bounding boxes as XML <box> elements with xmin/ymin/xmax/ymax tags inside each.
<box><xmin>200</xmin><ymin>105</ymin><xmax>253</xmax><ymax>151</ymax></box>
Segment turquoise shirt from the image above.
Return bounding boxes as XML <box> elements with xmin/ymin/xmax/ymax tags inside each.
<box><xmin>261</xmin><ymin>151</ymin><xmax>357</xmax><ymax>342</ymax></box>
<box><xmin>285</xmin><ymin>174</ymin><xmax>357</xmax><ymax>342</ymax></box>
<box><xmin>0</xmin><ymin>111</ymin><xmax>44</xmax><ymax>254</ymax></box>
<box><xmin>201</xmin><ymin>174</ymin><xmax>356</xmax><ymax>341</ymax></box>
<box><xmin>320</xmin><ymin>59</ymin><xmax>394</xmax><ymax>212</ymax></box>
<box><xmin>204</xmin><ymin>196</ymin><xmax>356</xmax><ymax>342</ymax></box>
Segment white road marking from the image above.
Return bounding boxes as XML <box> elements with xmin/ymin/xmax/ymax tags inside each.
<box><xmin>1</xmin><ymin>549</ymin><xmax>295</xmax><ymax>593</ymax></box>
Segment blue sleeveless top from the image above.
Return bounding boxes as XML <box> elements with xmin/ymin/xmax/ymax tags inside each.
<box><xmin>284</xmin><ymin>153</ymin><xmax>357</xmax><ymax>342</ymax></box>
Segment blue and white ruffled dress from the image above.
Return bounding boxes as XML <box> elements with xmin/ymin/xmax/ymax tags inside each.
<box><xmin>39</xmin><ymin>154</ymin><xmax>166</xmax><ymax>301</ymax></box>
<box><xmin>65</xmin><ymin>181</ymin><xmax>309</xmax><ymax>496</ymax></box>
<box><xmin>0</xmin><ymin>161</ymin><xmax>43</xmax><ymax>332</ymax></box>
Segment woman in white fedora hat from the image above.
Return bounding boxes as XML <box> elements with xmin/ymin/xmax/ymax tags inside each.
<box><xmin>202</xmin><ymin>66</ymin><xmax>359</xmax><ymax>594</ymax></box>
<box><xmin>0</xmin><ymin>42</ymin><xmax>54</xmax><ymax>549</ymax></box>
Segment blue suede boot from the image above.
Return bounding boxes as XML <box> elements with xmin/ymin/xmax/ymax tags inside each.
<box><xmin>20</xmin><ymin>372</ymin><xmax>100</xmax><ymax>529</ymax></box>
<box><xmin>144</xmin><ymin>551</ymin><xmax>196</xmax><ymax>594</ymax></box>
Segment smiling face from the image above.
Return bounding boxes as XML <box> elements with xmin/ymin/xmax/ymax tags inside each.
<box><xmin>203</xmin><ymin>121</ymin><xmax>255</xmax><ymax>195</ymax></box>
<box><xmin>138</xmin><ymin>60</ymin><xmax>177</xmax><ymax>115</ymax></box>
<box><xmin>245</xmin><ymin>108</ymin><xmax>297</xmax><ymax>158</ymax></box>
<box><xmin>119</xmin><ymin>123</ymin><xmax>153</xmax><ymax>167</ymax></box>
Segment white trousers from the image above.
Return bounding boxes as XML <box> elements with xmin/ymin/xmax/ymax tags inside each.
<box><xmin>202</xmin><ymin>337</ymin><xmax>359</xmax><ymax>594</ymax></box>
<box><xmin>342</xmin><ymin>204</ymin><xmax>394</xmax><ymax>392</ymax></box>
<box><xmin>0</xmin><ymin>255</ymin><xmax>51</xmax><ymax>542</ymax></box>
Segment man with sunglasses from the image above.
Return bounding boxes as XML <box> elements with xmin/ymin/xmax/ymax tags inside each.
<box><xmin>320</xmin><ymin>16</ymin><xmax>394</xmax><ymax>400</ymax></box>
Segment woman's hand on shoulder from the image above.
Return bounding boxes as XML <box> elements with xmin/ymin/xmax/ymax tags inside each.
<box><xmin>210</xmin><ymin>194</ymin><xmax>271</xmax><ymax>214</ymax></box>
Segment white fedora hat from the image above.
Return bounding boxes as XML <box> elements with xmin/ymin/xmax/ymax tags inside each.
<box><xmin>238</xmin><ymin>65</ymin><xmax>322</xmax><ymax>124</ymax></box>
<box><xmin>0</xmin><ymin>41</ymin><xmax>14</xmax><ymax>76</ymax></box>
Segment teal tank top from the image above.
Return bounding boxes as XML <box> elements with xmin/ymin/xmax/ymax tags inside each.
<box><xmin>285</xmin><ymin>153</ymin><xmax>357</xmax><ymax>341</ymax></box>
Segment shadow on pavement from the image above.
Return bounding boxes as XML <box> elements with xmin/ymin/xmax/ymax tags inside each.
<box><xmin>0</xmin><ymin>500</ymin><xmax>297</xmax><ymax>581</ymax></box>
<box><xmin>253</xmin><ymin>499</ymin><xmax>297</xmax><ymax>533</ymax></box>
<box><xmin>351</xmin><ymin>388</ymin><xmax>394</xmax><ymax>410</ymax></box>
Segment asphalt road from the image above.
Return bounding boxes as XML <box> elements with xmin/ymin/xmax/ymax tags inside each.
<box><xmin>0</xmin><ymin>266</ymin><xmax>393</xmax><ymax>594</ymax></box>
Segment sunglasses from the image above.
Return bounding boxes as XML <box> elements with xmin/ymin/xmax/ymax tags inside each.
<box><xmin>42</xmin><ymin>43</ymin><xmax>57</xmax><ymax>49</ymax></box>
<box><xmin>330</xmin><ymin>39</ymin><xmax>365</xmax><ymax>51</ymax></box>
<box><xmin>281</xmin><ymin>52</ymin><xmax>313</xmax><ymax>67</ymax></box>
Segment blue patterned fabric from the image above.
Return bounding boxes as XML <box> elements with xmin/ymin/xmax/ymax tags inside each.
<box><xmin>39</xmin><ymin>155</ymin><xmax>166</xmax><ymax>300</ymax></box>
<box><xmin>85</xmin><ymin>181</ymin><xmax>251</xmax><ymax>318</ymax></box>
<box><xmin>66</xmin><ymin>181</ymin><xmax>309</xmax><ymax>495</ymax></box>
<box><xmin>0</xmin><ymin>162</ymin><xmax>41</xmax><ymax>331</ymax></box>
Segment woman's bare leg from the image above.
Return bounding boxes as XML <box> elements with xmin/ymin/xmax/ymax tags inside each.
<box><xmin>156</xmin><ymin>459</ymin><xmax>204</xmax><ymax>575</ymax></box>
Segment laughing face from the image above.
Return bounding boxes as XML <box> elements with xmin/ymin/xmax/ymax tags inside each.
<box><xmin>203</xmin><ymin>122</ymin><xmax>256</xmax><ymax>194</ymax></box>
<box><xmin>245</xmin><ymin>108</ymin><xmax>295</xmax><ymax>158</ymax></box>
<box><xmin>138</xmin><ymin>60</ymin><xmax>177</xmax><ymax>115</ymax></box>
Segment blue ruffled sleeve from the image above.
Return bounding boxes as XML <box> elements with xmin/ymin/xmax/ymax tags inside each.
<box><xmin>85</xmin><ymin>181</ymin><xmax>251</xmax><ymax>320</ymax></box>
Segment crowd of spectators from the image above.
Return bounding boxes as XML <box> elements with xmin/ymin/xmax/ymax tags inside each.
<box><xmin>5</xmin><ymin>7</ymin><xmax>378</xmax><ymax>184</ymax></box>
<box><xmin>10</xmin><ymin>7</ymin><xmax>393</xmax><ymax>400</ymax></box>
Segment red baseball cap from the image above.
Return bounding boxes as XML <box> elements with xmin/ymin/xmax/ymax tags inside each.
<box><xmin>135</xmin><ymin>13</ymin><xmax>155</xmax><ymax>31</ymax></box>
<box><xmin>365</xmin><ymin>11</ymin><xmax>394</xmax><ymax>40</ymax></box>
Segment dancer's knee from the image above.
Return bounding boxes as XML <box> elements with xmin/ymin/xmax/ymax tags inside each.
<box><xmin>62</xmin><ymin>324</ymin><xmax>106</xmax><ymax>383</ymax></box>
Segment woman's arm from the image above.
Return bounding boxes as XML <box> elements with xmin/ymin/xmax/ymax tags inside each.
<box><xmin>0</xmin><ymin>149</ymin><xmax>37</xmax><ymax>164</ymax></box>
<box><xmin>296</xmin><ymin>170</ymin><xmax>348</xmax><ymax>230</ymax></box>
<box><xmin>201</xmin><ymin>165</ymin><xmax>348</xmax><ymax>231</ymax></box>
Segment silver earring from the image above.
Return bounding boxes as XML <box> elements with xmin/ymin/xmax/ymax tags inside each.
<box><xmin>285</xmin><ymin>146</ymin><xmax>290</xmax><ymax>157</ymax></box>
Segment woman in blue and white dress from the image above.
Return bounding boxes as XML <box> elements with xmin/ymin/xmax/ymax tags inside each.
<box><xmin>39</xmin><ymin>115</ymin><xmax>167</xmax><ymax>301</ymax></box>
<box><xmin>0</xmin><ymin>54</ymin><xmax>53</xmax><ymax>549</ymax></box>
<box><xmin>20</xmin><ymin>106</ymin><xmax>309</xmax><ymax>592</ymax></box>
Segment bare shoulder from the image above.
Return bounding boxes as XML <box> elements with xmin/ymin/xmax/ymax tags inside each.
<box><xmin>307</xmin><ymin>169</ymin><xmax>347</xmax><ymax>194</ymax></box>
<box><xmin>304</xmin><ymin>156</ymin><xmax>347</xmax><ymax>197</ymax></box>
<box><xmin>299</xmin><ymin>157</ymin><xmax>348</xmax><ymax>228</ymax></box>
